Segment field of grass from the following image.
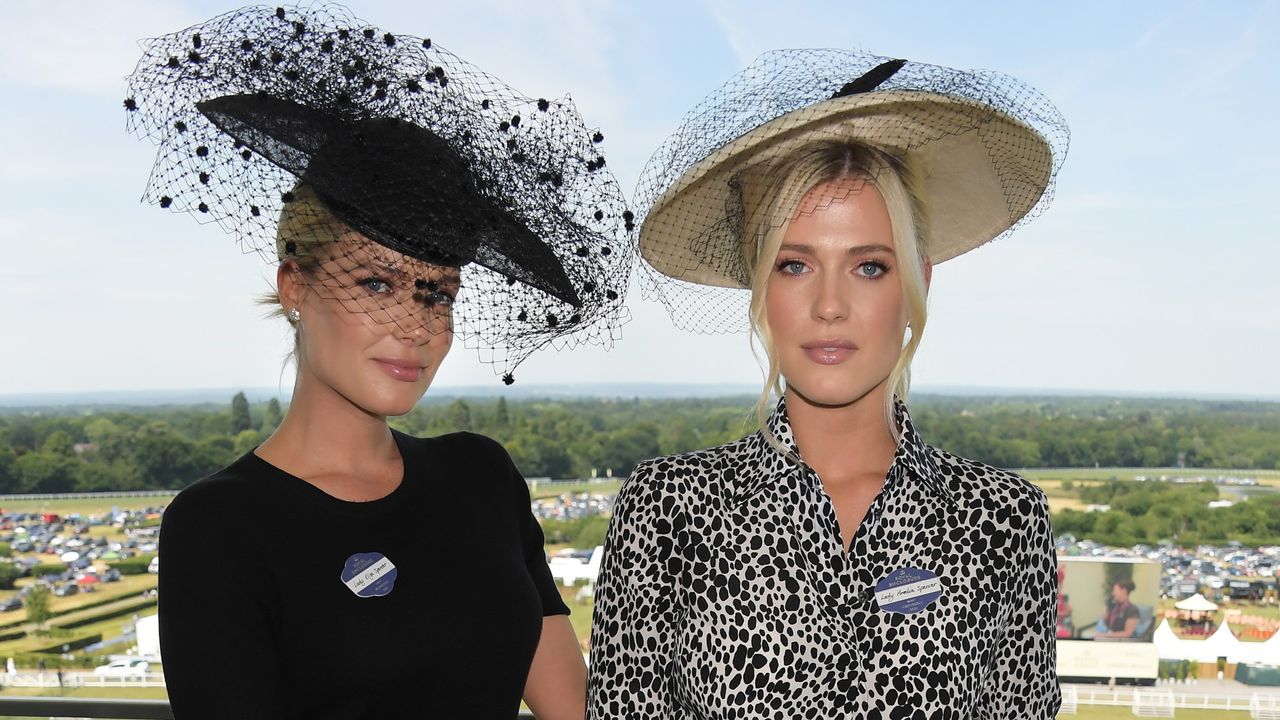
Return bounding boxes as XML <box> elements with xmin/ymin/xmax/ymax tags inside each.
<box><xmin>1022</xmin><ymin>467</ymin><xmax>1280</xmax><ymax>485</ymax></box>
<box><xmin>558</xmin><ymin>586</ymin><xmax>594</xmax><ymax>650</ymax></box>
<box><xmin>0</xmin><ymin>494</ymin><xmax>174</xmax><ymax>517</ymax></box>
<box><xmin>0</xmin><ymin>684</ymin><xmax>169</xmax><ymax>700</ymax></box>
<box><xmin>529</xmin><ymin>480</ymin><xmax>620</xmax><ymax>501</ymax></box>
<box><xmin>0</xmin><ymin>573</ymin><xmax>157</xmax><ymax>623</ymax></box>
<box><xmin>1029</xmin><ymin>478</ymin><xmax>1104</xmax><ymax>513</ymax></box>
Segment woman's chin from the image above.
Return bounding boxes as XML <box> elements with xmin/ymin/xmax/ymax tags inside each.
<box><xmin>785</xmin><ymin>375</ymin><xmax>888</xmax><ymax>410</ymax></box>
<box><xmin>343</xmin><ymin>386</ymin><xmax>427</xmax><ymax>418</ymax></box>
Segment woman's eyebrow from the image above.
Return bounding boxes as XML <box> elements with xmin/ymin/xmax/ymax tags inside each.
<box><xmin>347</xmin><ymin>259</ymin><xmax>409</xmax><ymax>280</ymax></box>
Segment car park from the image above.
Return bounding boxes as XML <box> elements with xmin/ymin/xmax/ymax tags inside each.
<box><xmin>52</xmin><ymin>583</ymin><xmax>79</xmax><ymax>597</ymax></box>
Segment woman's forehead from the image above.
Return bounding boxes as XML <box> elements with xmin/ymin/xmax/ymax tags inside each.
<box><xmin>793</xmin><ymin>176</ymin><xmax>880</xmax><ymax>218</ymax></box>
<box><xmin>332</xmin><ymin>234</ymin><xmax>461</xmax><ymax>280</ymax></box>
<box><xmin>780</xmin><ymin>177</ymin><xmax>894</xmax><ymax>252</ymax></box>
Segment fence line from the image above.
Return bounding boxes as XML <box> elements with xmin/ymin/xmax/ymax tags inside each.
<box><xmin>5</xmin><ymin>671</ymin><xmax>167</xmax><ymax>689</ymax></box>
<box><xmin>1062</xmin><ymin>684</ymin><xmax>1280</xmax><ymax>712</ymax></box>
<box><xmin>0</xmin><ymin>490</ymin><xmax>179</xmax><ymax>503</ymax></box>
<box><xmin>526</xmin><ymin>478</ymin><xmax>619</xmax><ymax>487</ymax></box>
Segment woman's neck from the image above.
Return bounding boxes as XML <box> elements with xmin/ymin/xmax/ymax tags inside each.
<box><xmin>785</xmin><ymin>381</ymin><xmax>898</xmax><ymax>485</ymax></box>
<box><xmin>256</xmin><ymin>367</ymin><xmax>401</xmax><ymax>496</ymax></box>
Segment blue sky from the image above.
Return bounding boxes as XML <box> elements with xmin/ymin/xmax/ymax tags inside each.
<box><xmin>1</xmin><ymin>0</ymin><xmax>1277</xmax><ymax>397</ymax></box>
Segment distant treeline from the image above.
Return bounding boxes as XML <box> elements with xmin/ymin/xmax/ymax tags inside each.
<box><xmin>0</xmin><ymin>393</ymin><xmax>1276</xmax><ymax>493</ymax></box>
<box><xmin>1051</xmin><ymin>480</ymin><xmax>1280</xmax><ymax>547</ymax></box>
<box><xmin>912</xmin><ymin>396</ymin><xmax>1280</xmax><ymax>470</ymax></box>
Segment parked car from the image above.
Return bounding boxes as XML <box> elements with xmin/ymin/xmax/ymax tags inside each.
<box><xmin>147</xmin><ymin>556</ymin><xmax>159</xmax><ymax>574</ymax></box>
<box><xmin>0</xmin><ymin>597</ymin><xmax>22</xmax><ymax>612</ymax></box>
<box><xmin>53</xmin><ymin>583</ymin><xmax>78</xmax><ymax>597</ymax></box>
<box><xmin>93</xmin><ymin>658</ymin><xmax>150</xmax><ymax>677</ymax></box>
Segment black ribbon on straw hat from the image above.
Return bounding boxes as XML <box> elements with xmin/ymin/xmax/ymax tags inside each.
<box><xmin>123</xmin><ymin>3</ymin><xmax>633</xmax><ymax>380</ymax></box>
<box><xmin>633</xmin><ymin>48</ymin><xmax>1069</xmax><ymax>333</ymax></box>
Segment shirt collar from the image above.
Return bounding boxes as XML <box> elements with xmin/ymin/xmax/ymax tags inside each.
<box><xmin>732</xmin><ymin>395</ymin><xmax>956</xmax><ymax>508</ymax></box>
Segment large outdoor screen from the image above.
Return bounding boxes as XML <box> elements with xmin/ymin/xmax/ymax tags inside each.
<box><xmin>1055</xmin><ymin>557</ymin><xmax>1162</xmax><ymax>681</ymax></box>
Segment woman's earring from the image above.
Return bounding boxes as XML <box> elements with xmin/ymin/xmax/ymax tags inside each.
<box><xmin>287</xmin><ymin>308</ymin><xmax>301</xmax><ymax>322</ymax></box>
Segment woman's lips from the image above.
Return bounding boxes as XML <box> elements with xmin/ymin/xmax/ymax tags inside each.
<box><xmin>373</xmin><ymin>359</ymin><xmax>425</xmax><ymax>382</ymax></box>
<box><xmin>801</xmin><ymin>340</ymin><xmax>856</xmax><ymax>365</ymax></box>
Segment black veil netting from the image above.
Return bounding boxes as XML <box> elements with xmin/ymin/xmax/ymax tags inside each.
<box><xmin>124</xmin><ymin>3</ymin><xmax>635</xmax><ymax>382</ymax></box>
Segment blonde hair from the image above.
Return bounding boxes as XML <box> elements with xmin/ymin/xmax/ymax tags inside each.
<box><xmin>738</xmin><ymin>140</ymin><xmax>931</xmax><ymax>453</ymax></box>
<box><xmin>258</xmin><ymin>183</ymin><xmax>350</xmax><ymax>360</ymax></box>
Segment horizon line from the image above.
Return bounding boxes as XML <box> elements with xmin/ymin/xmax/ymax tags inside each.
<box><xmin>1</xmin><ymin>382</ymin><xmax>1278</xmax><ymax>408</ymax></box>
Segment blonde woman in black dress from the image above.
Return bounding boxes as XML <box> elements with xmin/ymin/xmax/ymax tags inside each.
<box><xmin>124</xmin><ymin>5</ymin><xmax>632</xmax><ymax>718</ymax></box>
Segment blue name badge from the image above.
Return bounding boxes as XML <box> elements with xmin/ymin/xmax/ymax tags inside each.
<box><xmin>874</xmin><ymin>567</ymin><xmax>942</xmax><ymax>614</ymax></box>
<box><xmin>340</xmin><ymin>552</ymin><xmax>398</xmax><ymax>598</ymax></box>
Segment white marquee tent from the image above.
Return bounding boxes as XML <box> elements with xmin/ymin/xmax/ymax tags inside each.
<box><xmin>1173</xmin><ymin>593</ymin><xmax>1218</xmax><ymax>613</ymax></box>
<box><xmin>1153</xmin><ymin>619</ymin><xmax>1280</xmax><ymax>666</ymax></box>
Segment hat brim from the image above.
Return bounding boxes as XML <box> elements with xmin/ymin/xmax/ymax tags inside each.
<box><xmin>639</xmin><ymin>90</ymin><xmax>1055</xmax><ymax>288</ymax></box>
<box><xmin>197</xmin><ymin>94</ymin><xmax>581</xmax><ymax>306</ymax></box>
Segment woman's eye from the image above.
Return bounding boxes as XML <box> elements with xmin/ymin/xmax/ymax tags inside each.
<box><xmin>426</xmin><ymin>290</ymin><xmax>454</xmax><ymax>307</ymax></box>
<box><xmin>776</xmin><ymin>259</ymin><xmax>808</xmax><ymax>275</ymax></box>
<box><xmin>856</xmin><ymin>261</ymin><xmax>887</xmax><ymax>278</ymax></box>
<box><xmin>357</xmin><ymin>277</ymin><xmax>393</xmax><ymax>294</ymax></box>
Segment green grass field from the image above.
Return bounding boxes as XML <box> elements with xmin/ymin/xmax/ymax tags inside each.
<box><xmin>0</xmin><ymin>685</ymin><xmax>169</xmax><ymax>700</ymax></box>
<box><xmin>0</xmin><ymin>494</ymin><xmax>174</xmax><ymax>517</ymax></box>
<box><xmin>1022</xmin><ymin>467</ymin><xmax>1280</xmax><ymax>485</ymax></box>
<box><xmin>529</xmin><ymin>480</ymin><xmax>621</xmax><ymax>500</ymax></box>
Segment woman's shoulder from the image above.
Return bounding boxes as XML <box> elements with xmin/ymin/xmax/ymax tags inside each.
<box><xmin>395</xmin><ymin>430</ymin><xmax>524</xmax><ymax>497</ymax></box>
<box><xmin>395</xmin><ymin>428</ymin><xmax>508</xmax><ymax>458</ymax></box>
<box><xmin>166</xmin><ymin>454</ymin><xmax>269</xmax><ymax>513</ymax></box>
<box><xmin>637</xmin><ymin>433</ymin><xmax>759</xmax><ymax>478</ymax></box>
<box><xmin>160</xmin><ymin>454</ymin><xmax>269</xmax><ymax>539</ymax></box>
<box><xmin>927</xmin><ymin>446</ymin><xmax>1050</xmax><ymax>515</ymax></box>
<box><xmin>622</xmin><ymin>433</ymin><xmax>762</xmax><ymax>505</ymax></box>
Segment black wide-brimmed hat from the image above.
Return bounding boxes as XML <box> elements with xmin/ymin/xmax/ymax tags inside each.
<box><xmin>124</xmin><ymin>3</ymin><xmax>633</xmax><ymax>379</ymax></box>
<box><xmin>634</xmin><ymin>48</ymin><xmax>1069</xmax><ymax>333</ymax></box>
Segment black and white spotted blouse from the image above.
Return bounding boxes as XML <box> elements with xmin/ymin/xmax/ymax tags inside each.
<box><xmin>587</xmin><ymin>399</ymin><xmax>1060</xmax><ymax>719</ymax></box>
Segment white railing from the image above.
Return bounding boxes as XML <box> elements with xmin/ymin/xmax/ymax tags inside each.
<box><xmin>1062</xmin><ymin>685</ymin><xmax>1280</xmax><ymax>712</ymax></box>
<box><xmin>1252</xmin><ymin>692</ymin><xmax>1280</xmax><ymax>720</ymax></box>
<box><xmin>1058</xmin><ymin>686</ymin><xmax>1078</xmax><ymax>714</ymax></box>
<box><xmin>1132</xmin><ymin>688</ymin><xmax>1175</xmax><ymax>717</ymax></box>
<box><xmin>5</xmin><ymin>670</ymin><xmax>167</xmax><ymax>688</ymax></box>
<box><xmin>0</xmin><ymin>490</ymin><xmax>178</xmax><ymax>502</ymax></box>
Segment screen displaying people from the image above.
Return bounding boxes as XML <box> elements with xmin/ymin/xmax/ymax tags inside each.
<box><xmin>1057</xmin><ymin>559</ymin><xmax>1159</xmax><ymax>642</ymax></box>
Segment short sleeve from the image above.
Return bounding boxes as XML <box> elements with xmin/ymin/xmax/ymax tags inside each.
<box><xmin>159</xmin><ymin>484</ymin><xmax>287</xmax><ymax>719</ymax></box>
<box><xmin>973</xmin><ymin>486</ymin><xmax>1062</xmax><ymax>719</ymax></box>
<box><xmin>506</xmin><ymin>450</ymin><xmax>570</xmax><ymax>617</ymax></box>
<box><xmin>587</xmin><ymin>460</ymin><xmax>684</xmax><ymax>719</ymax></box>
<box><xmin>1124</xmin><ymin>604</ymin><xmax>1141</xmax><ymax>625</ymax></box>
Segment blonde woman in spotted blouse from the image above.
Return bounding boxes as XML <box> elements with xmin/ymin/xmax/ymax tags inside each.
<box><xmin>589</xmin><ymin>49</ymin><xmax>1069</xmax><ymax>719</ymax></box>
